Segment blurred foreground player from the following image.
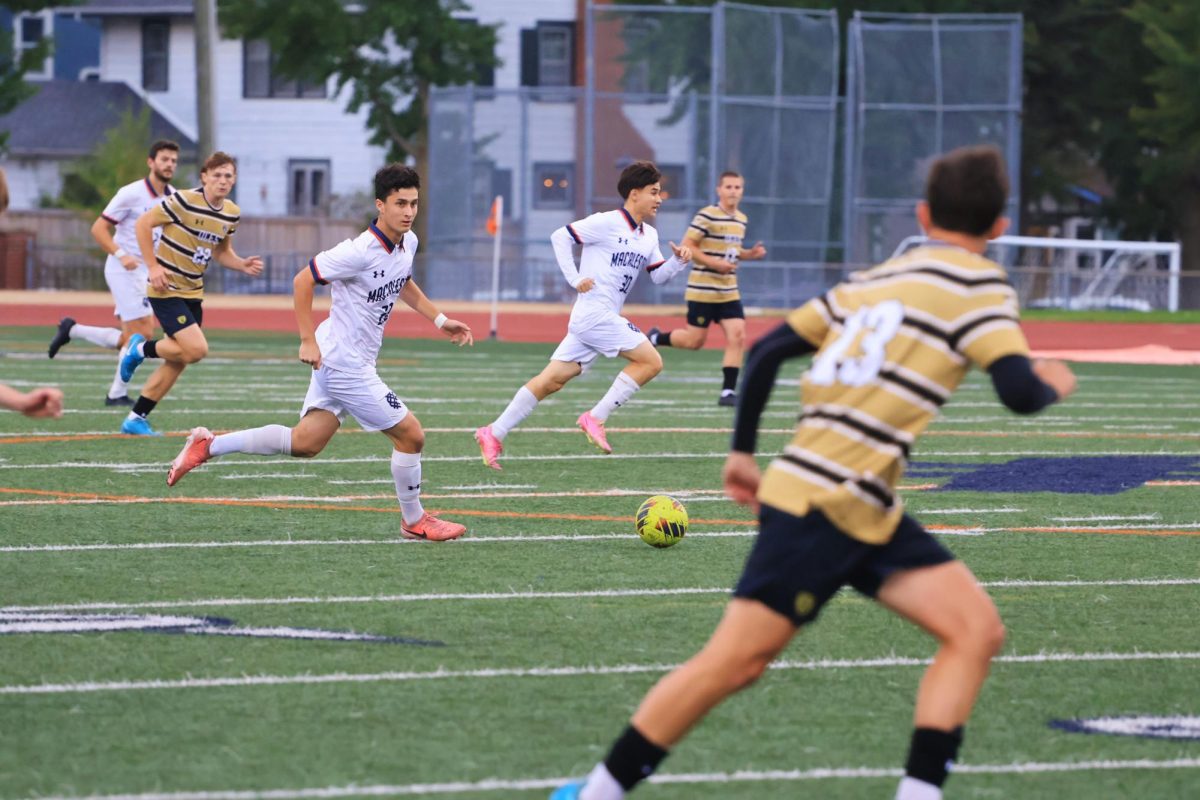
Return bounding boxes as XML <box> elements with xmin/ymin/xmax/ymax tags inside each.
<box><xmin>551</xmin><ymin>145</ymin><xmax>1077</xmax><ymax>800</ymax></box>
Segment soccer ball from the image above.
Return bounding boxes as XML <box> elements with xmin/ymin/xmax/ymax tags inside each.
<box><xmin>635</xmin><ymin>495</ymin><xmax>688</xmax><ymax>548</ymax></box>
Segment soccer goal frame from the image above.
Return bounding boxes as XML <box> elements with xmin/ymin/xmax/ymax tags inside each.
<box><xmin>892</xmin><ymin>235</ymin><xmax>1183</xmax><ymax>312</ymax></box>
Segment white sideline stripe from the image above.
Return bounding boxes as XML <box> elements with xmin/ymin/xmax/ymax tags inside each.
<box><xmin>1051</xmin><ymin>514</ymin><xmax>1161</xmax><ymax>522</ymax></box>
<box><xmin>0</xmin><ymin>533</ymin><xmax>751</xmax><ymax>553</ymax></box>
<box><xmin>5</xmin><ymin>650</ymin><xmax>1200</xmax><ymax>696</ymax></box>
<box><xmin>21</xmin><ymin>759</ymin><xmax>1200</xmax><ymax>800</ymax></box>
<box><xmin>6</xmin><ymin>578</ymin><xmax>1198</xmax><ymax>614</ymax></box>
<box><xmin>11</xmin><ymin>521</ymin><xmax>1200</xmax><ymax>553</ymax></box>
<box><xmin>7</xmin><ymin>448</ymin><xmax>1200</xmax><ymax>472</ymax></box>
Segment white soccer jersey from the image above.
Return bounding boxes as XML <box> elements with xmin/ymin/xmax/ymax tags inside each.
<box><xmin>308</xmin><ymin>221</ymin><xmax>415</xmax><ymax>373</ymax></box>
<box><xmin>100</xmin><ymin>177</ymin><xmax>173</xmax><ymax>261</ymax></box>
<box><xmin>559</xmin><ymin>209</ymin><xmax>666</xmax><ymax>325</ymax></box>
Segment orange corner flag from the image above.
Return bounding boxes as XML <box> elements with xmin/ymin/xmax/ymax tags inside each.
<box><xmin>486</xmin><ymin>197</ymin><xmax>500</xmax><ymax>236</ymax></box>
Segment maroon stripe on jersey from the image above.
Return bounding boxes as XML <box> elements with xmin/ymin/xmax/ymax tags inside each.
<box><xmin>566</xmin><ymin>224</ymin><xmax>583</xmax><ymax>244</ymax></box>
<box><xmin>646</xmin><ymin>260</ymin><xmax>666</xmax><ymax>272</ymax></box>
<box><xmin>308</xmin><ymin>257</ymin><xmax>328</xmax><ymax>286</ymax></box>
<box><xmin>101</xmin><ymin>213</ymin><xmax>120</xmax><ymax>225</ymax></box>
<box><xmin>143</xmin><ymin>177</ymin><xmax>158</xmax><ymax>197</ymax></box>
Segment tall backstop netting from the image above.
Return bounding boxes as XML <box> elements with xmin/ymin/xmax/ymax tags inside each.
<box><xmin>842</xmin><ymin>12</ymin><xmax>1023</xmax><ymax>265</ymax></box>
<box><xmin>426</xmin><ymin>2</ymin><xmax>841</xmax><ymax>308</ymax></box>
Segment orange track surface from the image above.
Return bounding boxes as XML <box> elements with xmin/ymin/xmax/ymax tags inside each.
<box><xmin>4</xmin><ymin>291</ymin><xmax>1199</xmax><ymax>351</ymax></box>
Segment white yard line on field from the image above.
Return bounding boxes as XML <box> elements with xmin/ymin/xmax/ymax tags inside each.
<box><xmin>5</xmin><ymin>577</ymin><xmax>1197</xmax><ymax>614</ymax></box>
<box><xmin>20</xmin><ymin>758</ymin><xmax>1200</xmax><ymax>799</ymax></box>
<box><xmin>4</xmin><ymin>650</ymin><xmax>1200</xmax><ymax>696</ymax></box>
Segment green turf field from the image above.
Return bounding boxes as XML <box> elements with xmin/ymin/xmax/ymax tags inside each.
<box><xmin>1</xmin><ymin>326</ymin><xmax>1198</xmax><ymax>799</ymax></box>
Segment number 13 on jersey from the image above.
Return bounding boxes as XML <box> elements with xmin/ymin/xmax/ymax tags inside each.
<box><xmin>808</xmin><ymin>300</ymin><xmax>904</xmax><ymax>387</ymax></box>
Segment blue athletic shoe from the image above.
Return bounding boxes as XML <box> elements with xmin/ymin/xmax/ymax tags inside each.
<box><xmin>549</xmin><ymin>782</ymin><xmax>584</xmax><ymax>800</ymax></box>
<box><xmin>120</xmin><ymin>415</ymin><xmax>161</xmax><ymax>436</ymax></box>
<box><xmin>119</xmin><ymin>333</ymin><xmax>146</xmax><ymax>382</ymax></box>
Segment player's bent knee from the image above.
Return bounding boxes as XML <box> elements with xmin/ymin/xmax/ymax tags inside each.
<box><xmin>291</xmin><ymin>442</ymin><xmax>322</xmax><ymax>458</ymax></box>
<box><xmin>724</xmin><ymin>653</ymin><xmax>772</xmax><ymax>692</ymax></box>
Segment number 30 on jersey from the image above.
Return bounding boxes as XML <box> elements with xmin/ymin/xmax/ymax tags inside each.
<box><xmin>808</xmin><ymin>300</ymin><xmax>904</xmax><ymax>387</ymax></box>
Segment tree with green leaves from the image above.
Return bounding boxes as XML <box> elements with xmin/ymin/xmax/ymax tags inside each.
<box><xmin>1125</xmin><ymin>0</ymin><xmax>1200</xmax><ymax>304</ymax></box>
<box><xmin>218</xmin><ymin>0</ymin><xmax>499</xmax><ymax>177</ymax></box>
<box><xmin>55</xmin><ymin>107</ymin><xmax>157</xmax><ymax>211</ymax></box>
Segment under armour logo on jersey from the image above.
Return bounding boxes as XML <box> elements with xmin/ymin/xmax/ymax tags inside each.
<box><xmin>617</xmin><ymin>236</ymin><xmax>629</xmax><ymax>245</ymax></box>
<box><xmin>384</xmin><ymin>392</ymin><xmax>403</xmax><ymax>409</ymax></box>
<box><xmin>373</xmin><ymin>270</ymin><xmax>385</xmax><ymax>278</ymax></box>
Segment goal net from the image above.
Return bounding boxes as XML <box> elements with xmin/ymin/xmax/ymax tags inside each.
<box><xmin>891</xmin><ymin>235</ymin><xmax>1183</xmax><ymax>312</ymax></box>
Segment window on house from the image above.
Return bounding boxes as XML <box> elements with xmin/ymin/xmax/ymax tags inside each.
<box><xmin>142</xmin><ymin>19</ymin><xmax>170</xmax><ymax>92</ymax></box>
<box><xmin>520</xmin><ymin>21</ymin><xmax>574</xmax><ymax>87</ymax></box>
<box><xmin>15</xmin><ymin>11</ymin><xmax>53</xmax><ymax>80</ymax></box>
<box><xmin>533</xmin><ymin>162</ymin><xmax>573</xmax><ymax>209</ymax></box>
<box><xmin>244</xmin><ymin>40</ymin><xmax>327</xmax><ymax>99</ymax></box>
<box><xmin>289</xmin><ymin>160</ymin><xmax>331</xmax><ymax>216</ymax></box>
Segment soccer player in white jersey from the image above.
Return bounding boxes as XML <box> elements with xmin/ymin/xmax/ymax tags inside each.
<box><xmin>47</xmin><ymin>140</ymin><xmax>178</xmax><ymax>405</ymax></box>
<box><xmin>165</xmin><ymin>165</ymin><xmax>474</xmax><ymax>542</ymax></box>
<box><xmin>474</xmin><ymin>161</ymin><xmax>692</xmax><ymax>469</ymax></box>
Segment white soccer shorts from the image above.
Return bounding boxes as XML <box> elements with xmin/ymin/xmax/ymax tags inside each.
<box><xmin>550</xmin><ymin>314</ymin><xmax>648</xmax><ymax>371</ymax></box>
<box><xmin>301</xmin><ymin>364</ymin><xmax>409</xmax><ymax>432</ymax></box>
<box><xmin>103</xmin><ymin>256</ymin><xmax>152</xmax><ymax>322</ymax></box>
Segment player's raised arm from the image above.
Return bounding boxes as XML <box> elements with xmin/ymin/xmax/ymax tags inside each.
<box><xmin>647</xmin><ymin>241</ymin><xmax>692</xmax><ymax>285</ymax></box>
<box><xmin>213</xmin><ymin>237</ymin><xmax>263</xmax><ymax>276</ymax></box>
<box><xmin>0</xmin><ymin>383</ymin><xmax>64</xmax><ymax>418</ymax></box>
<box><xmin>723</xmin><ymin>318</ymin><xmax>820</xmax><ymax>507</ymax></box>
<box><xmin>91</xmin><ymin>215</ymin><xmax>138</xmax><ymax>271</ymax></box>
<box><xmin>293</xmin><ymin>264</ymin><xmax>322</xmax><ymax>369</ymax></box>
<box><xmin>399</xmin><ymin>279</ymin><xmax>473</xmax><ymax>346</ymax></box>
<box><xmin>550</xmin><ymin>225</ymin><xmax>592</xmax><ymax>292</ymax></box>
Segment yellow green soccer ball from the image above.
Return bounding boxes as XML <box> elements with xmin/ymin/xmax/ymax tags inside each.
<box><xmin>635</xmin><ymin>495</ymin><xmax>688</xmax><ymax>548</ymax></box>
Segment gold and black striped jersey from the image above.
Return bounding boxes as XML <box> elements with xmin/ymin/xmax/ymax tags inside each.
<box><xmin>757</xmin><ymin>245</ymin><xmax>1031</xmax><ymax>544</ymax></box>
<box><xmin>683</xmin><ymin>204</ymin><xmax>747</xmax><ymax>303</ymax></box>
<box><xmin>145</xmin><ymin>187</ymin><xmax>240</xmax><ymax>299</ymax></box>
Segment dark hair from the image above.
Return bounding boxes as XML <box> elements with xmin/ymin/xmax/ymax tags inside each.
<box><xmin>925</xmin><ymin>145</ymin><xmax>1008</xmax><ymax>236</ymax></box>
<box><xmin>375</xmin><ymin>164</ymin><xmax>420</xmax><ymax>201</ymax></box>
<box><xmin>617</xmin><ymin>160</ymin><xmax>661</xmax><ymax>199</ymax></box>
<box><xmin>718</xmin><ymin>171</ymin><xmax>742</xmax><ymax>182</ymax></box>
<box><xmin>149</xmin><ymin>140</ymin><xmax>179</xmax><ymax>159</ymax></box>
<box><xmin>201</xmin><ymin>151</ymin><xmax>236</xmax><ymax>174</ymax></box>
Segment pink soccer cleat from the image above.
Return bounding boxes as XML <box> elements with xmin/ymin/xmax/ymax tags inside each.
<box><xmin>167</xmin><ymin>426</ymin><xmax>213</xmax><ymax>486</ymax></box>
<box><xmin>576</xmin><ymin>411</ymin><xmax>612</xmax><ymax>454</ymax></box>
<box><xmin>401</xmin><ymin>512</ymin><xmax>467</xmax><ymax>542</ymax></box>
<box><xmin>474</xmin><ymin>425</ymin><xmax>503</xmax><ymax>470</ymax></box>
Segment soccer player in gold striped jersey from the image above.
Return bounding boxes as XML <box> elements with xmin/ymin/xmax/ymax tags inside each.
<box><xmin>647</xmin><ymin>171</ymin><xmax>766</xmax><ymax>406</ymax></box>
<box><xmin>117</xmin><ymin>152</ymin><xmax>263</xmax><ymax>435</ymax></box>
<box><xmin>551</xmin><ymin>146</ymin><xmax>1077</xmax><ymax>800</ymax></box>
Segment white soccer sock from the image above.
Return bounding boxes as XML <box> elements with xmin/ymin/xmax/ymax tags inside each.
<box><xmin>391</xmin><ymin>450</ymin><xmax>425</xmax><ymax>525</ymax></box>
<box><xmin>895</xmin><ymin>776</ymin><xmax>942</xmax><ymax>800</ymax></box>
<box><xmin>70</xmin><ymin>323</ymin><xmax>121</xmax><ymax>349</ymax></box>
<box><xmin>579</xmin><ymin>763</ymin><xmax>625</xmax><ymax>800</ymax></box>
<box><xmin>590</xmin><ymin>372</ymin><xmax>640</xmax><ymax>422</ymax></box>
<box><xmin>209</xmin><ymin>424</ymin><xmax>293</xmax><ymax>457</ymax></box>
<box><xmin>108</xmin><ymin>352</ymin><xmax>130</xmax><ymax>399</ymax></box>
<box><xmin>491</xmin><ymin>386</ymin><xmax>539</xmax><ymax>440</ymax></box>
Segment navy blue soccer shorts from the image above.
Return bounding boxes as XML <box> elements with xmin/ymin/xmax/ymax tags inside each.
<box><xmin>149</xmin><ymin>296</ymin><xmax>204</xmax><ymax>337</ymax></box>
<box><xmin>733</xmin><ymin>504</ymin><xmax>955</xmax><ymax>626</ymax></box>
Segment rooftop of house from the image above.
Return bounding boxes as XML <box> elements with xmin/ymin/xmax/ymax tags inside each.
<box><xmin>0</xmin><ymin>80</ymin><xmax>197</xmax><ymax>158</ymax></box>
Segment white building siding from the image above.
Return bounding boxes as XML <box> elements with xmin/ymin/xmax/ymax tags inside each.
<box><xmin>460</xmin><ymin>0</ymin><xmax>576</xmax><ymax>89</ymax></box>
<box><xmin>100</xmin><ymin>17</ymin><xmax>198</xmax><ymax>136</ymax></box>
<box><xmin>0</xmin><ymin>158</ymin><xmax>65</xmax><ymax>209</ymax></box>
<box><xmin>211</xmin><ymin>38</ymin><xmax>385</xmax><ymax>215</ymax></box>
<box><xmin>97</xmin><ymin>16</ymin><xmax>385</xmax><ymax>216</ymax></box>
